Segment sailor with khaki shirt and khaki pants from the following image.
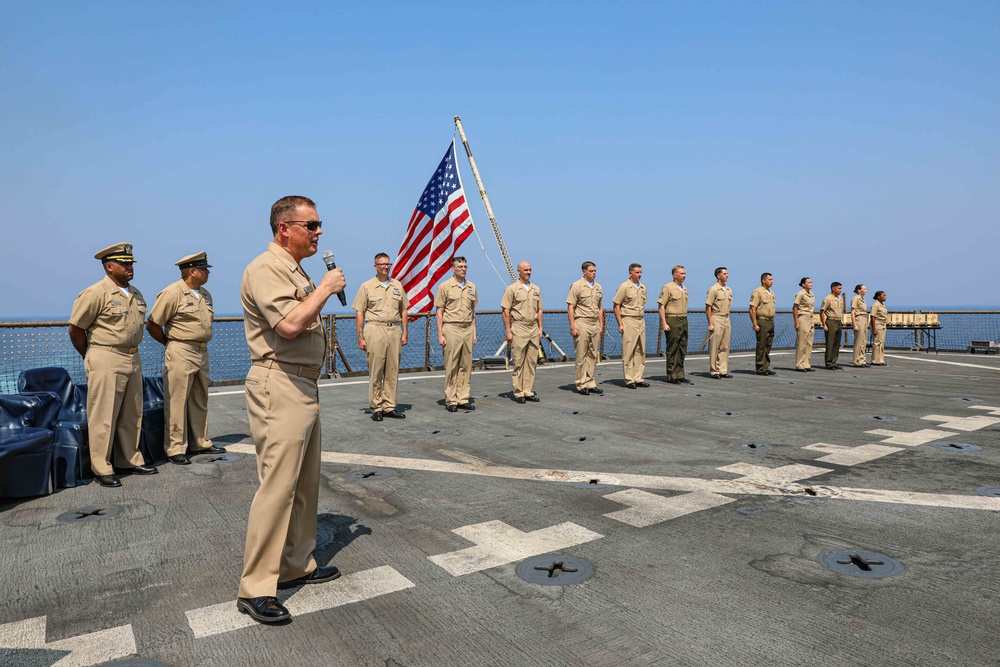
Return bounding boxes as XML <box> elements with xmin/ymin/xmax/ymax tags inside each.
<box><xmin>353</xmin><ymin>253</ymin><xmax>409</xmax><ymax>421</ymax></box>
<box><xmin>749</xmin><ymin>273</ymin><xmax>777</xmax><ymax>375</ymax></box>
<box><xmin>870</xmin><ymin>291</ymin><xmax>888</xmax><ymax>366</ymax></box>
<box><xmin>566</xmin><ymin>261</ymin><xmax>604</xmax><ymax>395</ymax></box>
<box><xmin>613</xmin><ymin>263</ymin><xmax>649</xmax><ymax>388</ymax></box>
<box><xmin>705</xmin><ymin>267</ymin><xmax>734</xmax><ymax>378</ymax></box>
<box><xmin>502</xmin><ymin>261</ymin><xmax>543</xmax><ymax>403</ymax></box>
<box><xmin>435</xmin><ymin>257</ymin><xmax>478</xmax><ymax>412</ymax></box>
<box><xmin>851</xmin><ymin>284</ymin><xmax>870</xmax><ymax>367</ymax></box>
<box><xmin>236</xmin><ymin>196</ymin><xmax>346</xmax><ymax>625</ymax></box>
<box><xmin>146</xmin><ymin>251</ymin><xmax>226</xmax><ymax>465</ymax></box>
<box><xmin>792</xmin><ymin>277</ymin><xmax>816</xmax><ymax>371</ymax></box>
<box><xmin>68</xmin><ymin>242</ymin><xmax>158</xmax><ymax>487</ymax></box>
<box><xmin>658</xmin><ymin>266</ymin><xmax>689</xmax><ymax>384</ymax></box>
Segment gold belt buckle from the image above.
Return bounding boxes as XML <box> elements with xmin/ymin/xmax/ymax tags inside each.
<box><xmin>127</xmin><ymin>346</ymin><xmax>138</xmax><ymax>354</ymax></box>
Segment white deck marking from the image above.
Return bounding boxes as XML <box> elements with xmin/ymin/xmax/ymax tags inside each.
<box><xmin>428</xmin><ymin>520</ymin><xmax>603</xmax><ymax>576</ymax></box>
<box><xmin>0</xmin><ymin>616</ymin><xmax>136</xmax><ymax>667</ymax></box>
<box><xmin>921</xmin><ymin>414</ymin><xmax>1000</xmax><ymax>432</ymax></box>
<box><xmin>186</xmin><ymin>565</ymin><xmax>414</xmax><ymax>639</ymax></box>
<box><xmin>602</xmin><ymin>489</ymin><xmax>734</xmax><ymax>527</ymax></box>
<box><xmin>865</xmin><ymin>428</ymin><xmax>958</xmax><ymax>446</ymax></box>
<box><xmin>436</xmin><ymin>449</ymin><xmax>496</xmax><ymax>466</ymax></box>
<box><xmin>802</xmin><ymin>443</ymin><xmax>904</xmax><ymax>466</ymax></box>
<box><xmin>713</xmin><ymin>463</ymin><xmax>833</xmax><ymax>486</ymax></box>
<box><xmin>884</xmin><ymin>354</ymin><xmax>1000</xmax><ymax>372</ymax></box>
<box><xmin>970</xmin><ymin>405</ymin><xmax>1000</xmax><ymax>416</ymax></box>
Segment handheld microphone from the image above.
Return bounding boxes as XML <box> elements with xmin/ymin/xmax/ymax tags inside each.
<box><xmin>321</xmin><ymin>250</ymin><xmax>348</xmax><ymax>306</ymax></box>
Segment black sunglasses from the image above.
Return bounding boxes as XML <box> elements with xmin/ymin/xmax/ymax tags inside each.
<box><xmin>284</xmin><ymin>220</ymin><xmax>323</xmax><ymax>232</ymax></box>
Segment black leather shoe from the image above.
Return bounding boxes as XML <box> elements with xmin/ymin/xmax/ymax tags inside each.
<box><xmin>446</xmin><ymin>404</ymin><xmax>458</xmax><ymax>412</ymax></box>
<box><xmin>115</xmin><ymin>464</ymin><xmax>158</xmax><ymax>475</ymax></box>
<box><xmin>371</xmin><ymin>411</ymin><xmax>383</xmax><ymax>421</ymax></box>
<box><xmin>626</xmin><ymin>383</ymin><xmax>637</xmax><ymax>389</ymax></box>
<box><xmin>457</xmin><ymin>403</ymin><xmax>476</xmax><ymax>411</ymax></box>
<box><xmin>806</xmin><ymin>368</ymin><xmax>815</xmax><ymax>372</ymax></box>
<box><xmin>636</xmin><ymin>381</ymin><xmax>650</xmax><ymax>388</ymax></box>
<box><xmin>383</xmin><ymin>410</ymin><xmax>406</xmax><ymax>419</ymax></box>
<box><xmin>95</xmin><ymin>474</ymin><xmax>121</xmax><ymax>488</ymax></box>
<box><xmin>590</xmin><ymin>387</ymin><xmax>604</xmax><ymax>394</ymax></box>
<box><xmin>796</xmin><ymin>368</ymin><xmax>809</xmax><ymax>373</ymax></box>
<box><xmin>667</xmin><ymin>379</ymin><xmax>680</xmax><ymax>384</ymax></box>
<box><xmin>766</xmin><ymin>370</ymin><xmax>777</xmax><ymax>376</ymax></box>
<box><xmin>236</xmin><ymin>596</ymin><xmax>290</xmax><ymax>623</ymax></box>
<box><xmin>515</xmin><ymin>396</ymin><xmax>526</xmax><ymax>404</ymax></box>
<box><xmin>278</xmin><ymin>565</ymin><xmax>341</xmax><ymax>589</ymax></box>
<box><xmin>525</xmin><ymin>395</ymin><xmax>540</xmax><ymax>402</ymax></box>
<box><xmin>825</xmin><ymin>366</ymin><xmax>837</xmax><ymax>370</ymax></box>
<box><xmin>722</xmin><ymin>373</ymin><xmax>734</xmax><ymax>378</ymax></box>
<box><xmin>711</xmin><ymin>374</ymin><xmax>722</xmax><ymax>379</ymax></box>
<box><xmin>168</xmin><ymin>454</ymin><xmax>191</xmax><ymax>465</ymax></box>
<box><xmin>756</xmin><ymin>370</ymin><xmax>768</xmax><ymax>375</ymax></box>
<box><xmin>679</xmin><ymin>378</ymin><xmax>691</xmax><ymax>383</ymax></box>
<box><xmin>578</xmin><ymin>388</ymin><xmax>590</xmax><ymax>395</ymax></box>
<box><xmin>189</xmin><ymin>445</ymin><xmax>226</xmax><ymax>455</ymax></box>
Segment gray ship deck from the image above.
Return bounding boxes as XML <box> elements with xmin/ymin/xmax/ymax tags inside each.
<box><xmin>3</xmin><ymin>348</ymin><xmax>1000</xmax><ymax>667</ymax></box>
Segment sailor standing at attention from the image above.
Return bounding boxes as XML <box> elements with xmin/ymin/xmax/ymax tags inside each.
<box><xmin>434</xmin><ymin>256</ymin><xmax>478</xmax><ymax>412</ymax></box>
<box><xmin>146</xmin><ymin>251</ymin><xmax>227</xmax><ymax>465</ymax></box>
<box><xmin>851</xmin><ymin>284</ymin><xmax>870</xmax><ymax>368</ymax></box>
<box><xmin>657</xmin><ymin>265</ymin><xmax>690</xmax><ymax>384</ymax></box>
<box><xmin>68</xmin><ymin>243</ymin><xmax>158</xmax><ymax>487</ymax></box>
<box><xmin>792</xmin><ymin>277</ymin><xmax>816</xmax><ymax>372</ymax></box>
<box><xmin>705</xmin><ymin>267</ymin><xmax>734</xmax><ymax>379</ymax></box>
<box><xmin>501</xmin><ymin>261</ymin><xmax>543</xmax><ymax>403</ymax></box>
<box><xmin>870</xmin><ymin>290</ymin><xmax>889</xmax><ymax>366</ymax></box>
<box><xmin>353</xmin><ymin>252</ymin><xmax>409</xmax><ymax>421</ymax></box>
<box><xmin>749</xmin><ymin>272</ymin><xmax>777</xmax><ymax>376</ymax></box>
<box><xmin>820</xmin><ymin>282</ymin><xmax>845</xmax><ymax>370</ymax></box>
<box><xmin>566</xmin><ymin>261</ymin><xmax>604</xmax><ymax>395</ymax></box>
<box><xmin>613</xmin><ymin>263</ymin><xmax>649</xmax><ymax>389</ymax></box>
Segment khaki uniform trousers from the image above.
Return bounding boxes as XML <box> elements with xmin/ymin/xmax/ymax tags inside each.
<box><xmin>621</xmin><ymin>316</ymin><xmax>646</xmax><ymax>384</ymax></box>
<box><xmin>239</xmin><ymin>364</ymin><xmax>321</xmax><ymax>598</ymax></box>
<box><xmin>510</xmin><ymin>321</ymin><xmax>539</xmax><ymax>398</ymax></box>
<box><xmin>442</xmin><ymin>322</ymin><xmax>474</xmax><ymax>407</ymax></box>
<box><xmin>364</xmin><ymin>322</ymin><xmax>402</xmax><ymax>412</ymax></box>
<box><xmin>664</xmin><ymin>316</ymin><xmax>688</xmax><ymax>381</ymax></box>
<box><xmin>573</xmin><ymin>318</ymin><xmax>600</xmax><ymax>390</ymax></box>
<box><xmin>872</xmin><ymin>325</ymin><xmax>886</xmax><ymax>364</ymax></box>
<box><xmin>795</xmin><ymin>315</ymin><xmax>815</xmax><ymax>370</ymax></box>
<box><xmin>825</xmin><ymin>320</ymin><xmax>843</xmax><ymax>367</ymax></box>
<box><xmin>85</xmin><ymin>346</ymin><xmax>145</xmax><ymax>475</ymax></box>
<box><xmin>709</xmin><ymin>315</ymin><xmax>731</xmax><ymax>375</ymax></box>
<box><xmin>853</xmin><ymin>316</ymin><xmax>869</xmax><ymax>366</ymax></box>
<box><xmin>163</xmin><ymin>340</ymin><xmax>212</xmax><ymax>457</ymax></box>
<box><xmin>755</xmin><ymin>317</ymin><xmax>775</xmax><ymax>372</ymax></box>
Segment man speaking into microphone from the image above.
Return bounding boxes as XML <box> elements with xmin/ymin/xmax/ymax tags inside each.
<box><xmin>236</xmin><ymin>195</ymin><xmax>346</xmax><ymax>624</ymax></box>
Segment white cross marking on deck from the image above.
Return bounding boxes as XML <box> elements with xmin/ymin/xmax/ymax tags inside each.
<box><xmin>802</xmin><ymin>443</ymin><xmax>904</xmax><ymax>466</ymax></box>
<box><xmin>602</xmin><ymin>489</ymin><xmax>734</xmax><ymax>527</ymax></box>
<box><xmin>0</xmin><ymin>616</ymin><xmax>136</xmax><ymax>667</ymax></box>
<box><xmin>969</xmin><ymin>405</ymin><xmax>1000</xmax><ymax>416</ymax></box>
<box><xmin>865</xmin><ymin>428</ymin><xmax>958</xmax><ymax>446</ymax></box>
<box><xmin>920</xmin><ymin>415</ymin><xmax>1000</xmax><ymax>431</ymax></box>
<box><xmin>185</xmin><ymin>565</ymin><xmax>414</xmax><ymax>639</ymax></box>
<box><xmin>714</xmin><ymin>463</ymin><xmax>833</xmax><ymax>486</ymax></box>
<box><xmin>427</xmin><ymin>520</ymin><xmax>603</xmax><ymax>576</ymax></box>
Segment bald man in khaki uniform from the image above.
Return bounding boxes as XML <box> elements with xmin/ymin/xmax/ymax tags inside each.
<box><xmin>870</xmin><ymin>291</ymin><xmax>888</xmax><ymax>366</ymax></box>
<box><xmin>566</xmin><ymin>261</ymin><xmax>604</xmax><ymax>395</ymax></box>
<box><xmin>435</xmin><ymin>256</ymin><xmax>478</xmax><ymax>412</ymax></box>
<box><xmin>236</xmin><ymin>196</ymin><xmax>346</xmax><ymax>625</ymax></box>
<box><xmin>613</xmin><ymin>263</ymin><xmax>649</xmax><ymax>388</ymax></box>
<box><xmin>749</xmin><ymin>272</ymin><xmax>777</xmax><ymax>375</ymax></box>
<box><xmin>820</xmin><ymin>282</ymin><xmax>845</xmax><ymax>370</ymax></box>
<box><xmin>658</xmin><ymin>266</ymin><xmax>690</xmax><ymax>384</ymax></box>
<box><xmin>68</xmin><ymin>243</ymin><xmax>158</xmax><ymax>487</ymax></box>
<box><xmin>792</xmin><ymin>277</ymin><xmax>816</xmax><ymax>372</ymax></box>
<box><xmin>850</xmin><ymin>284</ymin><xmax>870</xmax><ymax>367</ymax></box>
<box><xmin>502</xmin><ymin>261</ymin><xmax>543</xmax><ymax>403</ymax></box>
<box><xmin>354</xmin><ymin>252</ymin><xmax>409</xmax><ymax>421</ymax></box>
<box><xmin>147</xmin><ymin>251</ymin><xmax>226</xmax><ymax>465</ymax></box>
<box><xmin>705</xmin><ymin>267</ymin><xmax>734</xmax><ymax>379</ymax></box>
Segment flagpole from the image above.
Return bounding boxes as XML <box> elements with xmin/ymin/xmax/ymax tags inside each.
<box><xmin>454</xmin><ymin>115</ymin><xmax>516</xmax><ymax>284</ymax></box>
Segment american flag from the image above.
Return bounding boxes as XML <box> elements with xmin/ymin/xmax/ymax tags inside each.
<box><xmin>392</xmin><ymin>141</ymin><xmax>474</xmax><ymax>314</ymax></box>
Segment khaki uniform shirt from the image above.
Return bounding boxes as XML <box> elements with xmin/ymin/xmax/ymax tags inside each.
<box><xmin>565</xmin><ymin>278</ymin><xmax>603</xmax><ymax>319</ymax></box>
<box><xmin>794</xmin><ymin>289</ymin><xmax>815</xmax><ymax>315</ymax></box>
<box><xmin>749</xmin><ymin>287</ymin><xmax>776</xmax><ymax>317</ymax></box>
<box><xmin>501</xmin><ymin>282</ymin><xmax>543</xmax><ymax>321</ymax></box>
<box><xmin>871</xmin><ymin>301</ymin><xmax>888</xmax><ymax>324</ymax></box>
<box><xmin>352</xmin><ymin>277</ymin><xmax>408</xmax><ymax>323</ymax></box>
<box><xmin>148</xmin><ymin>279</ymin><xmax>214</xmax><ymax>343</ymax></box>
<box><xmin>613</xmin><ymin>280</ymin><xmax>647</xmax><ymax>316</ymax></box>
<box><xmin>821</xmin><ymin>294</ymin><xmax>845</xmax><ymax>320</ymax></box>
<box><xmin>705</xmin><ymin>283</ymin><xmax>733</xmax><ymax>316</ymax></box>
<box><xmin>434</xmin><ymin>277</ymin><xmax>478</xmax><ymax>323</ymax></box>
<box><xmin>851</xmin><ymin>295</ymin><xmax>868</xmax><ymax>316</ymax></box>
<box><xmin>657</xmin><ymin>282</ymin><xmax>688</xmax><ymax>315</ymax></box>
<box><xmin>240</xmin><ymin>242</ymin><xmax>326</xmax><ymax>367</ymax></box>
<box><xmin>69</xmin><ymin>275</ymin><xmax>147</xmax><ymax>347</ymax></box>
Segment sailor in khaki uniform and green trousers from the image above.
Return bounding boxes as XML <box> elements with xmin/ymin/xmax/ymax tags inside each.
<box><xmin>792</xmin><ymin>277</ymin><xmax>816</xmax><ymax>371</ymax></box>
<box><xmin>435</xmin><ymin>256</ymin><xmax>478</xmax><ymax>412</ymax></box>
<box><xmin>749</xmin><ymin>272</ymin><xmax>777</xmax><ymax>375</ymax></box>
<box><xmin>870</xmin><ymin>290</ymin><xmax>888</xmax><ymax>366</ymax></box>
<box><xmin>613</xmin><ymin>263</ymin><xmax>649</xmax><ymax>388</ymax></box>
<box><xmin>705</xmin><ymin>267</ymin><xmax>734</xmax><ymax>379</ymax></box>
<box><xmin>146</xmin><ymin>251</ymin><xmax>226</xmax><ymax>465</ymax></box>
<box><xmin>566</xmin><ymin>261</ymin><xmax>604</xmax><ymax>395</ymax></box>
<box><xmin>850</xmin><ymin>284</ymin><xmax>870</xmax><ymax>367</ymax></box>
<box><xmin>657</xmin><ymin>265</ymin><xmax>689</xmax><ymax>384</ymax></box>
<box><xmin>502</xmin><ymin>261</ymin><xmax>543</xmax><ymax>403</ymax></box>
<box><xmin>68</xmin><ymin>243</ymin><xmax>158</xmax><ymax>488</ymax></box>
<box><xmin>237</xmin><ymin>196</ymin><xmax>346</xmax><ymax>625</ymax></box>
<box><xmin>353</xmin><ymin>252</ymin><xmax>409</xmax><ymax>421</ymax></box>
<box><xmin>820</xmin><ymin>282</ymin><xmax>845</xmax><ymax>370</ymax></box>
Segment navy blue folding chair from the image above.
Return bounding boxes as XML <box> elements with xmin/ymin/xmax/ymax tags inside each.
<box><xmin>139</xmin><ymin>375</ymin><xmax>166</xmax><ymax>464</ymax></box>
<box><xmin>18</xmin><ymin>366</ymin><xmax>92</xmax><ymax>487</ymax></box>
<box><xmin>0</xmin><ymin>393</ymin><xmax>58</xmax><ymax>498</ymax></box>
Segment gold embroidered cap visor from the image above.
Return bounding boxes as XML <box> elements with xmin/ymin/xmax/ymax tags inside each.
<box><xmin>94</xmin><ymin>242</ymin><xmax>136</xmax><ymax>263</ymax></box>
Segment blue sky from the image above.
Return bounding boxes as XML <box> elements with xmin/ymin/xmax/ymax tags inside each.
<box><xmin>1</xmin><ymin>1</ymin><xmax>997</xmax><ymax>316</ymax></box>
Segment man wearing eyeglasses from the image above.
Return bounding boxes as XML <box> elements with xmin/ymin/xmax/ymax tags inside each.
<box><xmin>353</xmin><ymin>252</ymin><xmax>409</xmax><ymax>421</ymax></box>
<box><xmin>435</xmin><ymin>256</ymin><xmax>478</xmax><ymax>412</ymax></box>
<box><xmin>236</xmin><ymin>196</ymin><xmax>346</xmax><ymax>625</ymax></box>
